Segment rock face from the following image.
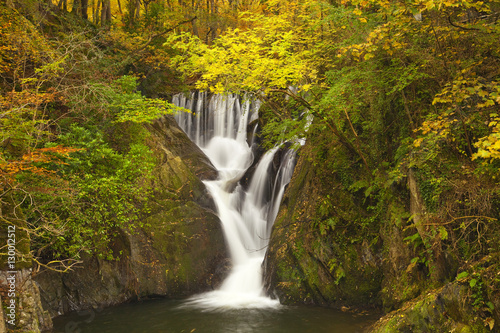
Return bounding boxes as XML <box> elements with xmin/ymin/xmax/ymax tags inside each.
<box><xmin>371</xmin><ymin>282</ymin><xmax>493</xmax><ymax>333</ymax></box>
<box><xmin>264</xmin><ymin>143</ymin><xmax>384</xmax><ymax>308</ymax></box>
<box><xmin>0</xmin><ymin>295</ymin><xmax>5</xmax><ymax>333</ymax></box>
<box><xmin>34</xmin><ymin>116</ymin><xmax>228</xmax><ymax>319</ymax></box>
<box><xmin>0</xmin><ymin>269</ymin><xmax>52</xmax><ymax>332</ymax></box>
<box><xmin>264</xmin><ymin>142</ymin><xmax>500</xmax><ymax>332</ymax></box>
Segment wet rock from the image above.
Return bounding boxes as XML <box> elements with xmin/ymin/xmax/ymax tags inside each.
<box><xmin>264</xmin><ymin>143</ymin><xmax>383</xmax><ymax>309</ymax></box>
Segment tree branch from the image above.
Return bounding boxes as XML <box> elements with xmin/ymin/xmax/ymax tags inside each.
<box><xmin>267</xmin><ymin>88</ymin><xmax>312</xmax><ymax>110</ymax></box>
<box><xmin>266</xmin><ymin>87</ymin><xmax>370</xmax><ymax>172</ymax></box>
<box><xmin>448</xmin><ymin>15</ymin><xmax>479</xmax><ymax>31</ymax></box>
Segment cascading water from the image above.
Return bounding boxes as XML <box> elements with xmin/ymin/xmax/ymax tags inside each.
<box><xmin>173</xmin><ymin>92</ymin><xmax>296</xmax><ymax>309</ymax></box>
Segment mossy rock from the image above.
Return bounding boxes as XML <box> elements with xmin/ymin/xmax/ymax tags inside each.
<box><xmin>265</xmin><ymin>144</ymin><xmax>383</xmax><ymax>308</ymax></box>
<box><xmin>35</xmin><ymin>113</ymin><xmax>227</xmax><ymax>318</ymax></box>
<box><xmin>371</xmin><ymin>283</ymin><xmax>492</xmax><ymax>333</ymax></box>
<box><xmin>133</xmin><ymin>201</ymin><xmax>228</xmax><ymax>297</ymax></box>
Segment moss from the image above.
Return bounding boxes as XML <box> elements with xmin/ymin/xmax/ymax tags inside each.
<box><xmin>372</xmin><ymin>282</ymin><xmax>493</xmax><ymax>333</ymax></box>
<box><xmin>265</xmin><ymin>143</ymin><xmax>385</xmax><ymax>308</ymax></box>
<box><xmin>139</xmin><ymin>199</ymin><xmax>226</xmax><ymax>295</ymax></box>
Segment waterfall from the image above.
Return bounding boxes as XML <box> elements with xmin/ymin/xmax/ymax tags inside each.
<box><xmin>173</xmin><ymin>92</ymin><xmax>296</xmax><ymax>309</ymax></box>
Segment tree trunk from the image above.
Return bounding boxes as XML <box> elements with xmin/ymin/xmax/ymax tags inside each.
<box><xmin>106</xmin><ymin>0</ymin><xmax>111</xmax><ymax>22</ymax></box>
<box><xmin>135</xmin><ymin>0</ymin><xmax>140</xmax><ymax>19</ymax></box>
<box><xmin>81</xmin><ymin>0</ymin><xmax>89</xmax><ymax>20</ymax></box>
<box><xmin>101</xmin><ymin>0</ymin><xmax>107</xmax><ymax>25</ymax></box>
<box><xmin>94</xmin><ymin>0</ymin><xmax>102</xmax><ymax>25</ymax></box>
<box><xmin>117</xmin><ymin>0</ymin><xmax>122</xmax><ymax>14</ymax></box>
<box><xmin>101</xmin><ymin>0</ymin><xmax>111</xmax><ymax>26</ymax></box>
<box><xmin>408</xmin><ymin>168</ymin><xmax>451</xmax><ymax>282</ymax></box>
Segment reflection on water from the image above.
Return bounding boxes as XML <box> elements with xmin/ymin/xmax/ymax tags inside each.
<box><xmin>52</xmin><ymin>299</ymin><xmax>378</xmax><ymax>333</ymax></box>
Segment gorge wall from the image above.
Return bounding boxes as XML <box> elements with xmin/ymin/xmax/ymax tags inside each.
<box><xmin>264</xmin><ymin>141</ymin><xmax>500</xmax><ymax>332</ymax></box>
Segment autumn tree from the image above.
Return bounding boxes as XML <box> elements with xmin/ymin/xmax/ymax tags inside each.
<box><xmin>0</xmin><ymin>4</ymin><xmax>182</xmax><ymax>271</ymax></box>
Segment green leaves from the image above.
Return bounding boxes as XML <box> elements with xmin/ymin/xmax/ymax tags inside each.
<box><xmin>26</xmin><ymin>124</ymin><xmax>156</xmax><ymax>260</ymax></box>
<box><xmin>110</xmin><ymin>75</ymin><xmax>179</xmax><ymax>123</ymax></box>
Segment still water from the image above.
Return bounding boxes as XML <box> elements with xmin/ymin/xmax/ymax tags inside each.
<box><xmin>52</xmin><ymin>298</ymin><xmax>378</xmax><ymax>333</ymax></box>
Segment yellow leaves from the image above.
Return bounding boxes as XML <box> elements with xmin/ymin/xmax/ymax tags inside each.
<box><xmin>169</xmin><ymin>6</ymin><xmax>319</xmax><ymax>93</ymax></box>
<box><xmin>473</xmin><ymin>115</ymin><xmax>500</xmax><ymax>163</ymax></box>
<box><xmin>484</xmin><ymin>318</ymin><xmax>495</xmax><ymax>331</ymax></box>
<box><xmin>432</xmin><ymin>70</ymin><xmax>499</xmax><ymax>115</ymax></box>
<box><xmin>413</xmin><ymin>138</ymin><xmax>424</xmax><ymax>148</ymax></box>
<box><xmin>211</xmin><ymin>82</ymin><xmax>226</xmax><ymax>94</ymax></box>
<box><xmin>0</xmin><ymin>146</ymin><xmax>82</xmax><ymax>182</ymax></box>
<box><xmin>353</xmin><ymin>8</ymin><xmax>363</xmax><ymax>16</ymax></box>
<box><xmin>413</xmin><ymin>113</ymin><xmax>461</xmax><ymax>150</ymax></box>
<box><xmin>338</xmin><ymin>19</ymin><xmax>415</xmax><ymax>62</ymax></box>
<box><xmin>301</xmin><ymin>84</ymin><xmax>312</xmax><ymax>92</ymax></box>
<box><xmin>363</xmin><ymin>52</ymin><xmax>374</xmax><ymax>61</ymax></box>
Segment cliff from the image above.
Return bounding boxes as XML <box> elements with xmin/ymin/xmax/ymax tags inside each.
<box><xmin>264</xmin><ymin>141</ymin><xmax>500</xmax><ymax>332</ymax></box>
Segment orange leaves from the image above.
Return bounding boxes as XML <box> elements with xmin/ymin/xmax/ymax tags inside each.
<box><xmin>0</xmin><ymin>146</ymin><xmax>82</xmax><ymax>181</ymax></box>
<box><xmin>0</xmin><ymin>89</ymin><xmax>62</xmax><ymax>109</ymax></box>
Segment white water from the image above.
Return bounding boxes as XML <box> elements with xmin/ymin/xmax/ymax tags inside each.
<box><xmin>173</xmin><ymin>93</ymin><xmax>296</xmax><ymax>309</ymax></box>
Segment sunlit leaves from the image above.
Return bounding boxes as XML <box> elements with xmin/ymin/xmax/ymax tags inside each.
<box><xmin>473</xmin><ymin>114</ymin><xmax>500</xmax><ymax>162</ymax></box>
<box><xmin>168</xmin><ymin>1</ymin><xmax>323</xmax><ymax>94</ymax></box>
<box><xmin>0</xmin><ymin>146</ymin><xmax>81</xmax><ymax>183</ymax></box>
<box><xmin>109</xmin><ymin>75</ymin><xmax>179</xmax><ymax>123</ymax></box>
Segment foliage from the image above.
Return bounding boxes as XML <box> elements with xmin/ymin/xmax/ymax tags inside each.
<box><xmin>70</xmin><ymin>75</ymin><xmax>180</xmax><ymax>124</ymax></box>
<box><xmin>167</xmin><ymin>6</ymin><xmax>319</xmax><ymax>94</ymax></box>
<box><xmin>3</xmin><ymin>0</ymin><xmax>500</xmax><ymax>319</ymax></box>
<box><xmin>0</xmin><ymin>4</ymin><xmax>181</xmax><ymax>270</ymax></box>
<box><xmin>473</xmin><ymin>113</ymin><xmax>500</xmax><ymax>162</ymax></box>
<box><xmin>158</xmin><ymin>0</ymin><xmax>498</xmax><ymax>312</ymax></box>
<box><xmin>20</xmin><ymin>125</ymin><xmax>155</xmax><ymax>260</ymax></box>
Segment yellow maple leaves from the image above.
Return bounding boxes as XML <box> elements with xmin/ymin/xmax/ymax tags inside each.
<box><xmin>168</xmin><ymin>2</ymin><xmax>320</xmax><ymax>94</ymax></box>
<box><xmin>473</xmin><ymin>114</ymin><xmax>500</xmax><ymax>163</ymax></box>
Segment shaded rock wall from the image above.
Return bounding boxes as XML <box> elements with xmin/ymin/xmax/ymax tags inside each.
<box><xmin>264</xmin><ymin>143</ymin><xmax>384</xmax><ymax>308</ymax></box>
<box><xmin>264</xmin><ymin>141</ymin><xmax>500</xmax><ymax>332</ymax></box>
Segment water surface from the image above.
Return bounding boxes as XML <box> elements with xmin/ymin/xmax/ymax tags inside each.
<box><xmin>52</xmin><ymin>298</ymin><xmax>378</xmax><ymax>333</ymax></box>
